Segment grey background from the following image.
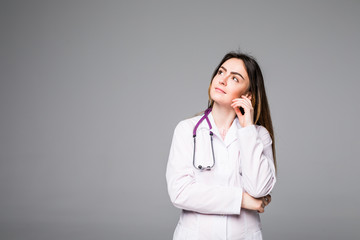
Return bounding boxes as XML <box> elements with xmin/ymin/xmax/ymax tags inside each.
<box><xmin>1</xmin><ymin>0</ymin><xmax>359</xmax><ymax>239</ymax></box>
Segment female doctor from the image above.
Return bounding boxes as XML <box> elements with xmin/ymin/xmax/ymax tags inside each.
<box><xmin>166</xmin><ymin>51</ymin><xmax>277</xmax><ymax>240</ymax></box>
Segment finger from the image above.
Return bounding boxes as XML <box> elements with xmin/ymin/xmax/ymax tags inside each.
<box><xmin>231</xmin><ymin>101</ymin><xmax>242</xmax><ymax>109</ymax></box>
<box><xmin>257</xmin><ymin>207</ymin><xmax>264</xmax><ymax>213</ymax></box>
<box><xmin>266</xmin><ymin>194</ymin><xmax>272</xmax><ymax>204</ymax></box>
<box><xmin>232</xmin><ymin>105</ymin><xmax>241</xmax><ymax>115</ymax></box>
<box><xmin>263</xmin><ymin>196</ymin><xmax>271</xmax><ymax>206</ymax></box>
<box><xmin>232</xmin><ymin>103</ymin><xmax>251</xmax><ymax>114</ymax></box>
<box><xmin>264</xmin><ymin>194</ymin><xmax>271</xmax><ymax>204</ymax></box>
<box><xmin>262</xmin><ymin>198</ymin><xmax>268</xmax><ymax>207</ymax></box>
<box><xmin>247</xmin><ymin>94</ymin><xmax>252</xmax><ymax>101</ymax></box>
<box><xmin>258</xmin><ymin>204</ymin><xmax>265</xmax><ymax>213</ymax></box>
<box><xmin>241</xmin><ymin>95</ymin><xmax>253</xmax><ymax>107</ymax></box>
<box><xmin>263</xmin><ymin>195</ymin><xmax>272</xmax><ymax>207</ymax></box>
<box><xmin>231</xmin><ymin>102</ymin><xmax>244</xmax><ymax>111</ymax></box>
<box><xmin>231</xmin><ymin>103</ymin><xmax>248</xmax><ymax>117</ymax></box>
<box><xmin>231</xmin><ymin>99</ymin><xmax>251</xmax><ymax>109</ymax></box>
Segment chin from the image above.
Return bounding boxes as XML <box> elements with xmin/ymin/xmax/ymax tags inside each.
<box><xmin>212</xmin><ymin>99</ymin><xmax>232</xmax><ymax>108</ymax></box>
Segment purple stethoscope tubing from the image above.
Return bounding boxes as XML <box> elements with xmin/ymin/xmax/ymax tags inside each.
<box><xmin>192</xmin><ymin>108</ymin><xmax>216</xmax><ymax>171</ymax></box>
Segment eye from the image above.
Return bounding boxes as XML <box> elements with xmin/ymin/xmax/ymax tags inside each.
<box><xmin>217</xmin><ymin>69</ymin><xmax>224</xmax><ymax>75</ymax></box>
<box><xmin>232</xmin><ymin>76</ymin><xmax>239</xmax><ymax>82</ymax></box>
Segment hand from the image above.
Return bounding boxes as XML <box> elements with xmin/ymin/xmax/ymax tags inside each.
<box><xmin>231</xmin><ymin>94</ymin><xmax>254</xmax><ymax>128</ymax></box>
<box><xmin>262</xmin><ymin>194</ymin><xmax>272</xmax><ymax>212</ymax></box>
<box><xmin>241</xmin><ymin>192</ymin><xmax>272</xmax><ymax>213</ymax></box>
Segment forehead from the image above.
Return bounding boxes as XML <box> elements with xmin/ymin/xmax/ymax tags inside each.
<box><xmin>221</xmin><ymin>58</ymin><xmax>249</xmax><ymax>79</ymax></box>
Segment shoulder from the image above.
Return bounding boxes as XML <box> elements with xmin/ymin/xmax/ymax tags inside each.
<box><xmin>170</xmin><ymin>115</ymin><xmax>202</xmax><ymax>142</ymax></box>
<box><xmin>174</xmin><ymin>115</ymin><xmax>202</xmax><ymax>133</ymax></box>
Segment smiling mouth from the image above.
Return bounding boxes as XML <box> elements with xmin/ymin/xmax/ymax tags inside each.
<box><xmin>215</xmin><ymin>88</ymin><xmax>226</xmax><ymax>94</ymax></box>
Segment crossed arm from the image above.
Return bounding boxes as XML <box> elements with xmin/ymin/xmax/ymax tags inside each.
<box><xmin>166</xmin><ymin>121</ymin><xmax>276</xmax><ymax>215</ymax></box>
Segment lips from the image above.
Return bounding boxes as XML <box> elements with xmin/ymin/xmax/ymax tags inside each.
<box><xmin>215</xmin><ymin>87</ymin><xmax>226</xmax><ymax>94</ymax></box>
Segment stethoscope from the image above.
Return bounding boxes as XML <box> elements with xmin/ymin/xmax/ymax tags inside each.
<box><xmin>192</xmin><ymin>108</ymin><xmax>216</xmax><ymax>171</ymax></box>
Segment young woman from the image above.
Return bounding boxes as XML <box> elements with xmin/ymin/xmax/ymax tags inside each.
<box><xmin>166</xmin><ymin>51</ymin><xmax>277</xmax><ymax>240</ymax></box>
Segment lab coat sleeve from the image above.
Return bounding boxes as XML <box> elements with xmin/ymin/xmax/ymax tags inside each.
<box><xmin>237</xmin><ymin>125</ymin><xmax>276</xmax><ymax>198</ymax></box>
<box><xmin>166</xmin><ymin>120</ymin><xmax>243</xmax><ymax>215</ymax></box>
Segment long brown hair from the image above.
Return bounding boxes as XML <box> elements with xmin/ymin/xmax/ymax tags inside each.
<box><xmin>208</xmin><ymin>51</ymin><xmax>277</xmax><ymax>171</ymax></box>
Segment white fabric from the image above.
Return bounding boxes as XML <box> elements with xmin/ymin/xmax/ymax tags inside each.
<box><xmin>166</xmin><ymin>112</ymin><xmax>276</xmax><ymax>240</ymax></box>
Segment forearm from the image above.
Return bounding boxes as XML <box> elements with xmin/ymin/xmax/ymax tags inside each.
<box><xmin>166</xmin><ymin>169</ymin><xmax>242</xmax><ymax>215</ymax></box>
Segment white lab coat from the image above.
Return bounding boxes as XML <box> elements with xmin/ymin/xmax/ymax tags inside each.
<box><xmin>166</xmin><ymin>112</ymin><xmax>276</xmax><ymax>240</ymax></box>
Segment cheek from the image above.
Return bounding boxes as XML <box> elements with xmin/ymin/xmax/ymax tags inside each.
<box><xmin>209</xmin><ymin>87</ymin><xmax>216</xmax><ymax>100</ymax></box>
<box><xmin>229</xmin><ymin>87</ymin><xmax>243</xmax><ymax>99</ymax></box>
<box><xmin>209</xmin><ymin>80</ymin><xmax>216</xmax><ymax>95</ymax></box>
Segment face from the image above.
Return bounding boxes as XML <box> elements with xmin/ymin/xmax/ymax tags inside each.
<box><xmin>210</xmin><ymin>58</ymin><xmax>250</xmax><ymax>107</ymax></box>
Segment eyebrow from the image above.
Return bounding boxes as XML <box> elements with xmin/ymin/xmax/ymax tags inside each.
<box><xmin>220</xmin><ymin>66</ymin><xmax>245</xmax><ymax>80</ymax></box>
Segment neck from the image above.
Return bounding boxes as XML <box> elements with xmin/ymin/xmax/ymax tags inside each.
<box><xmin>211</xmin><ymin>102</ymin><xmax>236</xmax><ymax>131</ymax></box>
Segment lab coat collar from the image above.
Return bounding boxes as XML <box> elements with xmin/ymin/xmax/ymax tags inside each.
<box><xmin>197</xmin><ymin>111</ymin><xmax>241</xmax><ymax>147</ymax></box>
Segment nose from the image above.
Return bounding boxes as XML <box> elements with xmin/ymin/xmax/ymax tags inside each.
<box><xmin>218</xmin><ymin>75</ymin><xmax>227</xmax><ymax>86</ymax></box>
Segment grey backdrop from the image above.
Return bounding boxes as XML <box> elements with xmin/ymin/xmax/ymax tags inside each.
<box><xmin>1</xmin><ymin>1</ymin><xmax>359</xmax><ymax>239</ymax></box>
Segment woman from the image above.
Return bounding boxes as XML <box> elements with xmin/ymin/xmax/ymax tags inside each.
<box><xmin>166</xmin><ymin>51</ymin><xmax>277</xmax><ymax>240</ymax></box>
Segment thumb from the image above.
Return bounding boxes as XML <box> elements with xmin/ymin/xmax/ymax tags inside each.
<box><xmin>233</xmin><ymin>106</ymin><xmax>243</xmax><ymax>117</ymax></box>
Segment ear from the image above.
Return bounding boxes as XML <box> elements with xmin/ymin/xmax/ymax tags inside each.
<box><xmin>246</xmin><ymin>92</ymin><xmax>252</xmax><ymax>101</ymax></box>
<box><xmin>246</xmin><ymin>92</ymin><xmax>255</xmax><ymax>107</ymax></box>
